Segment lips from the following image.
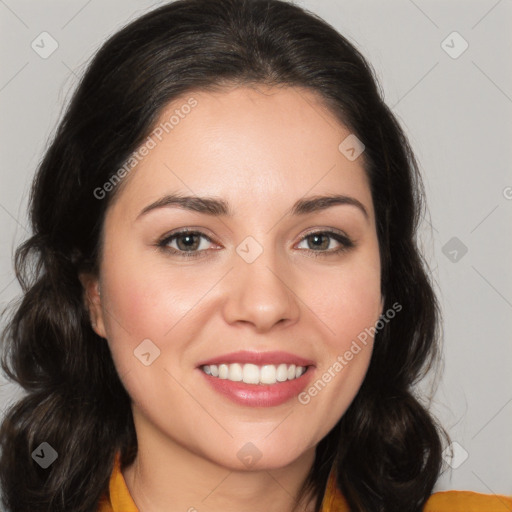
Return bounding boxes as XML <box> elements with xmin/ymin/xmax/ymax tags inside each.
<box><xmin>196</xmin><ymin>350</ymin><xmax>315</xmax><ymax>368</ymax></box>
<box><xmin>196</xmin><ymin>350</ymin><xmax>316</xmax><ymax>407</ymax></box>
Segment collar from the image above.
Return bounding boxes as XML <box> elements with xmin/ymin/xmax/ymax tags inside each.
<box><xmin>98</xmin><ymin>453</ymin><xmax>349</xmax><ymax>512</ymax></box>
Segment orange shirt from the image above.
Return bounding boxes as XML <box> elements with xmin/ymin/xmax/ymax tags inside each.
<box><xmin>98</xmin><ymin>454</ymin><xmax>512</xmax><ymax>511</ymax></box>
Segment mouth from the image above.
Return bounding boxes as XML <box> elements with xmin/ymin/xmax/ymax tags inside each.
<box><xmin>196</xmin><ymin>351</ymin><xmax>315</xmax><ymax>407</ymax></box>
<box><xmin>201</xmin><ymin>362</ymin><xmax>308</xmax><ymax>385</ymax></box>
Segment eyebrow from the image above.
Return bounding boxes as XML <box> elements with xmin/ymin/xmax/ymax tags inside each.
<box><xmin>137</xmin><ymin>193</ymin><xmax>369</xmax><ymax>220</ymax></box>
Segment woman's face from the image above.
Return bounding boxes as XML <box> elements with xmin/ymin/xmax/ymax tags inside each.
<box><xmin>85</xmin><ymin>85</ymin><xmax>382</xmax><ymax>470</ymax></box>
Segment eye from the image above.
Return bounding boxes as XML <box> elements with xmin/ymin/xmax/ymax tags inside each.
<box><xmin>296</xmin><ymin>230</ymin><xmax>354</xmax><ymax>256</ymax></box>
<box><xmin>157</xmin><ymin>229</ymin><xmax>217</xmax><ymax>258</ymax></box>
<box><xmin>157</xmin><ymin>228</ymin><xmax>354</xmax><ymax>259</ymax></box>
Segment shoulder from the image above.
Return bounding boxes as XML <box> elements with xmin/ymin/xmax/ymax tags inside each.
<box><xmin>96</xmin><ymin>453</ymin><xmax>139</xmax><ymax>512</ymax></box>
<box><xmin>97</xmin><ymin>494</ymin><xmax>114</xmax><ymax>512</ymax></box>
<box><xmin>322</xmin><ymin>477</ymin><xmax>512</xmax><ymax>512</ymax></box>
<box><xmin>423</xmin><ymin>490</ymin><xmax>512</xmax><ymax>511</ymax></box>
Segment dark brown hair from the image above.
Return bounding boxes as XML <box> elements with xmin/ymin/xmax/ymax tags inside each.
<box><xmin>0</xmin><ymin>1</ymin><xmax>448</xmax><ymax>510</ymax></box>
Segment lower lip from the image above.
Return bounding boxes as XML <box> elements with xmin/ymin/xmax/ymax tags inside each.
<box><xmin>198</xmin><ymin>368</ymin><xmax>314</xmax><ymax>407</ymax></box>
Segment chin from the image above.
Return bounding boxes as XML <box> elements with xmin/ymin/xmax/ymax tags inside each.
<box><xmin>206</xmin><ymin>439</ymin><xmax>313</xmax><ymax>472</ymax></box>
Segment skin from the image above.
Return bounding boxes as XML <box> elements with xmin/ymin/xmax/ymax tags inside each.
<box><xmin>82</xmin><ymin>84</ymin><xmax>383</xmax><ymax>512</ymax></box>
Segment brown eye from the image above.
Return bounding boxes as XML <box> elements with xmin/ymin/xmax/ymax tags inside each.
<box><xmin>296</xmin><ymin>230</ymin><xmax>354</xmax><ymax>256</ymax></box>
<box><xmin>174</xmin><ymin>233</ymin><xmax>202</xmax><ymax>251</ymax></box>
<box><xmin>158</xmin><ymin>230</ymin><xmax>216</xmax><ymax>258</ymax></box>
<box><xmin>305</xmin><ymin>233</ymin><xmax>331</xmax><ymax>250</ymax></box>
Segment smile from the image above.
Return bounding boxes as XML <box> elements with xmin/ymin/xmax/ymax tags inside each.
<box><xmin>201</xmin><ymin>363</ymin><xmax>308</xmax><ymax>385</ymax></box>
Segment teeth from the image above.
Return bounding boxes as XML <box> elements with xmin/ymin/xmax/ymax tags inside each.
<box><xmin>242</xmin><ymin>363</ymin><xmax>259</xmax><ymax>384</ymax></box>
<box><xmin>202</xmin><ymin>363</ymin><xmax>307</xmax><ymax>385</ymax></box>
<box><xmin>230</xmin><ymin>363</ymin><xmax>243</xmax><ymax>382</ymax></box>
<box><xmin>218</xmin><ymin>364</ymin><xmax>229</xmax><ymax>379</ymax></box>
<box><xmin>260</xmin><ymin>364</ymin><xmax>276</xmax><ymax>384</ymax></box>
<box><xmin>276</xmin><ymin>363</ymin><xmax>288</xmax><ymax>382</ymax></box>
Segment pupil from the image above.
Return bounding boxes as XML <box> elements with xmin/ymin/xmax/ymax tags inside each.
<box><xmin>178</xmin><ymin>234</ymin><xmax>198</xmax><ymax>251</ymax></box>
<box><xmin>310</xmin><ymin>234</ymin><xmax>328</xmax><ymax>250</ymax></box>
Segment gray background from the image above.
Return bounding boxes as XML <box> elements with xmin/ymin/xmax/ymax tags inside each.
<box><xmin>1</xmin><ymin>0</ymin><xmax>511</xmax><ymax>497</ymax></box>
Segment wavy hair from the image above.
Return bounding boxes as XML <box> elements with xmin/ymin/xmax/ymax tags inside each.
<box><xmin>0</xmin><ymin>0</ymin><xmax>448</xmax><ymax>510</ymax></box>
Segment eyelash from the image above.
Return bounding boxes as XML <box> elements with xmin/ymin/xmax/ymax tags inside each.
<box><xmin>156</xmin><ymin>228</ymin><xmax>355</xmax><ymax>259</ymax></box>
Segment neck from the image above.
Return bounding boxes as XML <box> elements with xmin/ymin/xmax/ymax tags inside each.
<box><xmin>122</xmin><ymin>411</ymin><xmax>317</xmax><ymax>512</ymax></box>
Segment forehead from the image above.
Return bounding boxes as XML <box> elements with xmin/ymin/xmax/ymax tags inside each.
<box><xmin>107</xmin><ymin>84</ymin><xmax>373</xmax><ymax>219</ymax></box>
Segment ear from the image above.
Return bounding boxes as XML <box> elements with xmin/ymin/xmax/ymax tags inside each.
<box><xmin>79</xmin><ymin>273</ymin><xmax>107</xmax><ymax>339</ymax></box>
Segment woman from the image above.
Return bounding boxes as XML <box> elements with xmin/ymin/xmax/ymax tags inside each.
<box><xmin>1</xmin><ymin>1</ymin><xmax>510</xmax><ymax>511</ymax></box>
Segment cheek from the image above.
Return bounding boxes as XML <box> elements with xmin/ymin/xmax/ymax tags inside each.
<box><xmin>101</xmin><ymin>246</ymin><xmax>205</xmax><ymax>336</ymax></box>
<box><xmin>97</xmin><ymin>248</ymin><xmax>193</xmax><ymax>374</ymax></box>
<box><xmin>98</xmin><ymin>263</ymin><xmax>202</xmax><ymax>420</ymax></box>
<box><xmin>295</xmin><ymin>253</ymin><xmax>381</xmax><ymax>425</ymax></box>
<box><xmin>306</xmin><ymin>255</ymin><xmax>382</xmax><ymax>350</ymax></box>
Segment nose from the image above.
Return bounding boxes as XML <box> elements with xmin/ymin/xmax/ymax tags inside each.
<box><xmin>221</xmin><ymin>243</ymin><xmax>301</xmax><ymax>333</ymax></box>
